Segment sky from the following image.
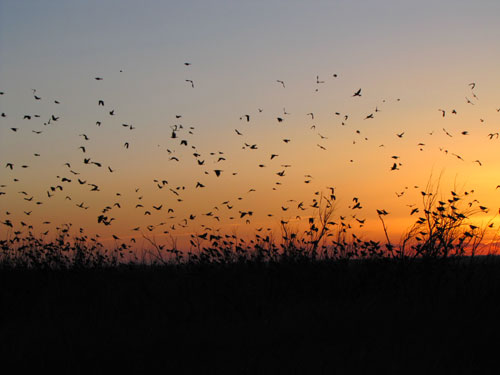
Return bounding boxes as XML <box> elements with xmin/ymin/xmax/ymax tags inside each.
<box><xmin>1</xmin><ymin>0</ymin><xmax>500</xmax><ymax>251</ymax></box>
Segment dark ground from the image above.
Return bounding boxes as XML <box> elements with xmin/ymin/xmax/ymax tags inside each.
<box><xmin>1</xmin><ymin>257</ymin><xmax>500</xmax><ymax>373</ymax></box>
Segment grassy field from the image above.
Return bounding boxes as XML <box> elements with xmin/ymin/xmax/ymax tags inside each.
<box><xmin>2</xmin><ymin>257</ymin><xmax>500</xmax><ymax>373</ymax></box>
<box><xmin>2</xmin><ymin>185</ymin><xmax>500</xmax><ymax>372</ymax></box>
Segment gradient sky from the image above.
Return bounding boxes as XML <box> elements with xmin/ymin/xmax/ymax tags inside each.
<box><xmin>1</xmin><ymin>0</ymin><xmax>500</xmax><ymax>250</ymax></box>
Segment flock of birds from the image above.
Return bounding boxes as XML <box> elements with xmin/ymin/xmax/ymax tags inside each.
<box><xmin>1</xmin><ymin>65</ymin><xmax>499</xmax><ymax>248</ymax></box>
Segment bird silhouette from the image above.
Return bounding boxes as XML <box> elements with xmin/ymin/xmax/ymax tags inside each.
<box><xmin>443</xmin><ymin>128</ymin><xmax>453</xmax><ymax>137</ymax></box>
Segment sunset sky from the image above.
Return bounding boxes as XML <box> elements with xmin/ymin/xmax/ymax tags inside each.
<box><xmin>1</xmin><ymin>1</ymin><xmax>500</xmax><ymax>249</ymax></box>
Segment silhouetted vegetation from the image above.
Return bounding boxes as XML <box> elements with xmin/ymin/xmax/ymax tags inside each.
<box><xmin>1</xmin><ymin>179</ymin><xmax>495</xmax><ymax>268</ymax></box>
<box><xmin>1</xmin><ymin>183</ymin><xmax>499</xmax><ymax>372</ymax></box>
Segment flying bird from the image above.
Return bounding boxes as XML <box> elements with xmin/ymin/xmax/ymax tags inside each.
<box><xmin>488</xmin><ymin>133</ymin><xmax>499</xmax><ymax>139</ymax></box>
<box><xmin>443</xmin><ymin>128</ymin><xmax>453</xmax><ymax>137</ymax></box>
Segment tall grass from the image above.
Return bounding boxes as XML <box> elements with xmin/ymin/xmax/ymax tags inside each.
<box><xmin>0</xmin><ymin>179</ymin><xmax>495</xmax><ymax>269</ymax></box>
<box><xmin>398</xmin><ymin>179</ymin><xmax>492</xmax><ymax>259</ymax></box>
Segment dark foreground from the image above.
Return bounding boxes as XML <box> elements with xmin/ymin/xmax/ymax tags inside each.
<box><xmin>2</xmin><ymin>257</ymin><xmax>500</xmax><ymax>373</ymax></box>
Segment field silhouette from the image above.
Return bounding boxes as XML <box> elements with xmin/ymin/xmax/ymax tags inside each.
<box><xmin>2</xmin><ymin>181</ymin><xmax>500</xmax><ymax>372</ymax></box>
<box><xmin>2</xmin><ymin>251</ymin><xmax>500</xmax><ymax>372</ymax></box>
